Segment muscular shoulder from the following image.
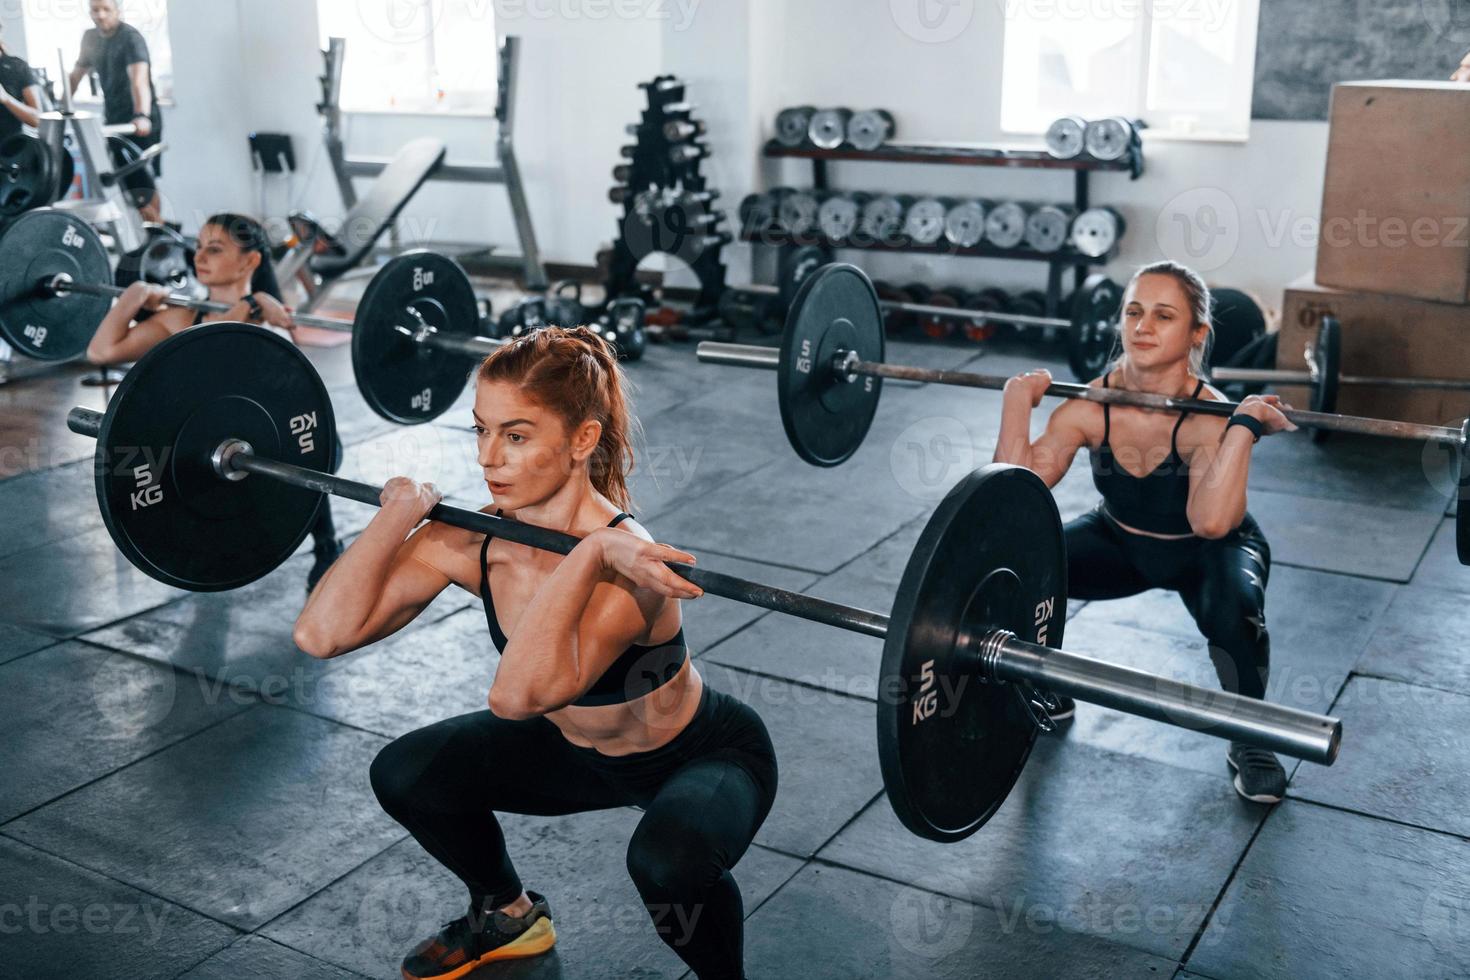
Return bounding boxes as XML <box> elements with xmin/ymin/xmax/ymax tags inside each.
<box><xmin>1179</xmin><ymin>380</ymin><xmax>1229</xmax><ymax>448</ymax></box>
<box><xmin>155</xmin><ymin>307</ymin><xmax>196</xmax><ymax>333</ymax></box>
<box><xmin>1048</xmin><ymin>394</ymin><xmax>1103</xmax><ymax>444</ymax></box>
<box><xmin>413</xmin><ymin>514</ymin><xmax>488</xmax><ymax>589</ymax></box>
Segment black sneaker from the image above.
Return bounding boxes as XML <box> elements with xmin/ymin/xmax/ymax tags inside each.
<box><xmin>305</xmin><ymin>538</ymin><xmax>343</xmax><ymax>593</ymax></box>
<box><xmin>1227</xmin><ymin>742</ymin><xmax>1286</xmax><ymax>804</ymax></box>
<box><xmin>400</xmin><ymin>892</ymin><xmax>556</xmax><ymax>980</ymax></box>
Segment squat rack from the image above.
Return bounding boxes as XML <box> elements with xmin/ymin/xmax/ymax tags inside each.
<box><xmin>317</xmin><ymin>35</ymin><xmax>548</xmax><ymax>290</ymax></box>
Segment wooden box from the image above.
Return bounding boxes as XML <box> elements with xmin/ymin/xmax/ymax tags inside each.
<box><xmin>1316</xmin><ymin>80</ymin><xmax>1470</xmax><ymax>304</ymax></box>
<box><xmin>1277</xmin><ymin>278</ymin><xmax>1470</xmax><ymax>427</ymax></box>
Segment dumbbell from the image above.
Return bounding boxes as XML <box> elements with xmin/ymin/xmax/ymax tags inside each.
<box><xmin>959</xmin><ymin>287</ymin><xmax>1013</xmax><ymax>343</ymax></box>
<box><xmin>916</xmin><ymin>287</ymin><xmax>961</xmax><ymax>340</ymax></box>
<box><xmin>985</xmin><ymin>201</ymin><xmax>1031</xmax><ymax>250</ymax></box>
<box><xmin>663</xmin><ymin>119</ymin><xmax>707</xmax><ymax>141</ymax></box>
<box><xmin>847</xmin><ymin>109</ymin><xmax>895</xmax><ymax>151</ymax></box>
<box><xmin>903</xmin><ymin>197</ymin><xmax>951</xmax><ymax>246</ymax></box>
<box><xmin>777</xmin><ymin>189</ymin><xmax>824</xmax><ymax>237</ymax></box>
<box><xmin>1024</xmin><ymin>204</ymin><xmax>1076</xmax><ymax>254</ymax></box>
<box><xmin>1044</xmin><ymin>115</ymin><xmax>1087</xmax><ymax>159</ymax></box>
<box><xmin>740</xmin><ymin>192</ymin><xmax>778</xmax><ymax>236</ymax></box>
<box><xmin>860</xmin><ymin>194</ymin><xmax>912</xmax><ymax>242</ymax></box>
<box><xmin>1084</xmin><ymin>116</ymin><xmax>1136</xmax><ymax>161</ymax></box>
<box><xmin>817</xmin><ymin>191</ymin><xmax>870</xmax><ymax>241</ymax></box>
<box><xmin>874</xmin><ymin>280</ymin><xmax>912</xmax><ymax>336</ymax></box>
<box><xmin>669</xmin><ymin>142</ymin><xmax>710</xmax><ymax>165</ymax></box>
<box><xmin>808</xmin><ymin>108</ymin><xmax>852</xmax><ymax>149</ymax></box>
<box><xmin>1071</xmin><ymin>207</ymin><xmax>1125</xmax><ymax>257</ymax></box>
<box><xmin>774</xmin><ymin>106</ymin><xmax>817</xmax><ymax>147</ymax></box>
<box><xmin>944</xmin><ymin>199</ymin><xmax>991</xmax><ymax>248</ymax></box>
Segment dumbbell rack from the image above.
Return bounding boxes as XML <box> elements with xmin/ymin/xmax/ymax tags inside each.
<box><xmin>604</xmin><ymin>75</ymin><xmax>729</xmax><ymax>330</ymax></box>
<box><xmin>753</xmin><ymin>138</ymin><xmax>1141</xmax><ymax>319</ymax></box>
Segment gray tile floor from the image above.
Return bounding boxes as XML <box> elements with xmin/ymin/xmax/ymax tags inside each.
<box><xmin>1</xmin><ymin>276</ymin><xmax>1468</xmax><ymax>979</ymax></box>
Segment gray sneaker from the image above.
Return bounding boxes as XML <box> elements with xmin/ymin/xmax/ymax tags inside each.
<box><xmin>1228</xmin><ymin>742</ymin><xmax>1286</xmax><ymax>804</ymax></box>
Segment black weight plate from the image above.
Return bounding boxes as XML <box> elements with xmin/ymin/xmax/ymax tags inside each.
<box><xmin>1309</xmin><ymin>316</ymin><xmax>1341</xmax><ymax>445</ymax></box>
<box><xmin>777</xmin><ymin>243</ymin><xmax>833</xmax><ymax>312</ymax></box>
<box><xmin>0</xmin><ymin>209</ymin><xmax>111</xmax><ymax>360</ymax></box>
<box><xmin>1208</xmin><ymin>287</ymin><xmax>1266</xmax><ymax>368</ymax></box>
<box><xmin>1067</xmin><ymin>274</ymin><xmax>1123</xmax><ymax>381</ymax></box>
<box><xmin>54</xmin><ymin>139</ymin><xmax>76</xmax><ymax>202</ymax></box>
<box><xmin>1457</xmin><ymin>420</ymin><xmax>1470</xmax><ymax>566</ymax></box>
<box><xmin>879</xmin><ymin>464</ymin><xmax>1067</xmax><ymax>843</ymax></box>
<box><xmin>352</xmin><ymin>251</ymin><xmax>480</xmax><ymax>425</ymax></box>
<box><xmin>116</xmin><ymin>225</ymin><xmax>194</xmax><ymax>289</ymax></box>
<box><xmin>0</xmin><ymin>133</ymin><xmax>56</xmax><ymax>217</ymax></box>
<box><xmin>778</xmin><ymin>263</ymin><xmax>884</xmax><ymax>467</ymax></box>
<box><xmin>92</xmin><ymin>322</ymin><xmax>334</xmax><ymax>591</ymax></box>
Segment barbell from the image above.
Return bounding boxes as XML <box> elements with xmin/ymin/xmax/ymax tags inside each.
<box><xmin>730</xmin><ymin>271</ymin><xmax>1124</xmax><ymax>380</ymax></box>
<box><xmin>696</xmin><ymin>263</ymin><xmax>1470</xmax><ymax>565</ymax></box>
<box><xmin>65</xmin><ymin>321</ymin><xmax>1341</xmax><ymax>842</ymax></box>
<box><xmin>0</xmin><ymin>209</ymin><xmax>637</xmax><ymax>420</ymax></box>
<box><xmin>0</xmin><ymin>210</ymin><xmax>499</xmax><ymax>422</ymax></box>
<box><xmin>1210</xmin><ymin>316</ymin><xmax>1470</xmax><ymax>444</ymax></box>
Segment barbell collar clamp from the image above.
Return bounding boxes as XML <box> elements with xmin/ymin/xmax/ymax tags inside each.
<box><xmin>211</xmin><ymin>439</ymin><xmax>254</xmax><ymax>482</ymax></box>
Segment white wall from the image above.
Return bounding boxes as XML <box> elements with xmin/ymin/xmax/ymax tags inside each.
<box><xmin>11</xmin><ymin>0</ymin><xmax>1329</xmax><ymax>307</ymax></box>
<box><xmin>738</xmin><ymin>0</ymin><xmax>1328</xmax><ymax>312</ymax></box>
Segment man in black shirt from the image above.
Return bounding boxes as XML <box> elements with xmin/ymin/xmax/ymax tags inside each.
<box><xmin>68</xmin><ymin>0</ymin><xmax>163</xmax><ymax>222</ymax></box>
<box><xmin>0</xmin><ymin>26</ymin><xmax>43</xmax><ymax>141</ymax></box>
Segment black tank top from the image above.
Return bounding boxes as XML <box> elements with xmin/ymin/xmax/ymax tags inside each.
<box><xmin>1089</xmin><ymin>373</ymin><xmax>1205</xmax><ymax>536</ymax></box>
<box><xmin>479</xmin><ymin>512</ymin><xmax>689</xmax><ymax>708</ymax></box>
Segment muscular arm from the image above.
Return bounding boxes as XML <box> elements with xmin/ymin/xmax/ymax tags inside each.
<box><xmin>0</xmin><ymin>85</ymin><xmax>42</xmax><ymax>128</ymax></box>
<box><xmin>490</xmin><ymin>537</ymin><xmax>657</xmax><ymax>720</ymax></box>
<box><xmin>67</xmin><ymin>63</ymin><xmax>86</xmax><ymax>95</ymax></box>
<box><xmin>1184</xmin><ymin>411</ymin><xmax>1254</xmax><ymax>539</ymax></box>
<box><xmin>994</xmin><ymin>393</ymin><xmax>1090</xmax><ymax>488</ymax></box>
<box><xmin>293</xmin><ymin>510</ymin><xmax>457</xmax><ymax>659</ymax></box>
<box><xmin>85</xmin><ymin>290</ymin><xmax>182</xmax><ymax>364</ymax></box>
<box><xmin>126</xmin><ymin>61</ymin><xmax>151</xmax><ymax>120</ymax></box>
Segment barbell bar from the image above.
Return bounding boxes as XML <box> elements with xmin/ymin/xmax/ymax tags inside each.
<box><xmin>736</xmin><ymin>268</ymin><xmax>1127</xmax><ymax>382</ymax></box>
<box><xmin>65</xmin><ymin>321</ymin><xmax>1341</xmax><ymax>842</ymax></box>
<box><xmin>734</xmin><ymin>280</ymin><xmax>1069</xmax><ymax>331</ymax></box>
<box><xmin>0</xmin><ymin>211</ymin><xmax>506</xmax><ymax>424</ymax></box>
<box><xmin>1212</xmin><ymin>316</ymin><xmax>1470</xmax><ymax>396</ymax></box>
<box><xmin>697</xmin><ymin>264</ymin><xmax>1470</xmax><ymax>563</ymax></box>
<box><xmin>1074</xmin><ymin>310</ymin><xmax>1470</xmax><ymax>446</ymax></box>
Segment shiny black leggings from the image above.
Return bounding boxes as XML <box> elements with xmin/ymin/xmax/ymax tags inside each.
<box><xmin>1066</xmin><ymin>508</ymin><xmax>1271</xmax><ymax>699</ymax></box>
<box><xmin>370</xmin><ymin>686</ymin><xmax>777</xmax><ymax>980</ymax></box>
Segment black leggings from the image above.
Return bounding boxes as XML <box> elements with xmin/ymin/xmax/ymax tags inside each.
<box><xmin>1066</xmin><ymin>507</ymin><xmax>1271</xmax><ymax>699</ymax></box>
<box><xmin>370</xmin><ymin>684</ymin><xmax>777</xmax><ymax>980</ymax></box>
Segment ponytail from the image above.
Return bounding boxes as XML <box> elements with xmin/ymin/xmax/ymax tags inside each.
<box><xmin>202</xmin><ymin>212</ymin><xmax>283</xmax><ymax>301</ymax></box>
<box><xmin>477</xmin><ymin>326</ymin><xmax>637</xmax><ymax>510</ymax></box>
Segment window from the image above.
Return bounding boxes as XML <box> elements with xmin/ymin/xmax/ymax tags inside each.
<box><xmin>22</xmin><ymin>1</ymin><xmax>174</xmax><ymax>102</ymax></box>
<box><xmin>317</xmin><ymin>0</ymin><xmax>498</xmax><ymax>114</ymax></box>
<box><xmin>1001</xmin><ymin>0</ymin><xmax>1260</xmax><ymax>141</ymax></box>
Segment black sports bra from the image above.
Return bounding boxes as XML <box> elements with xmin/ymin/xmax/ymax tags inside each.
<box><xmin>478</xmin><ymin>512</ymin><xmax>689</xmax><ymax>708</ymax></box>
<box><xmin>1089</xmin><ymin>373</ymin><xmax>1205</xmax><ymax>536</ymax></box>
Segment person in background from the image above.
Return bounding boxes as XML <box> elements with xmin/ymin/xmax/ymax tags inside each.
<box><xmin>68</xmin><ymin>0</ymin><xmax>163</xmax><ymax>222</ymax></box>
<box><xmin>0</xmin><ymin>24</ymin><xmax>45</xmax><ymax>384</ymax></box>
<box><xmin>0</xmin><ymin>25</ymin><xmax>43</xmax><ymax>137</ymax></box>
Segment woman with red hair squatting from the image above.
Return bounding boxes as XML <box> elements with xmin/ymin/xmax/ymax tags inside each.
<box><xmin>295</xmin><ymin>327</ymin><xmax>776</xmax><ymax>980</ymax></box>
